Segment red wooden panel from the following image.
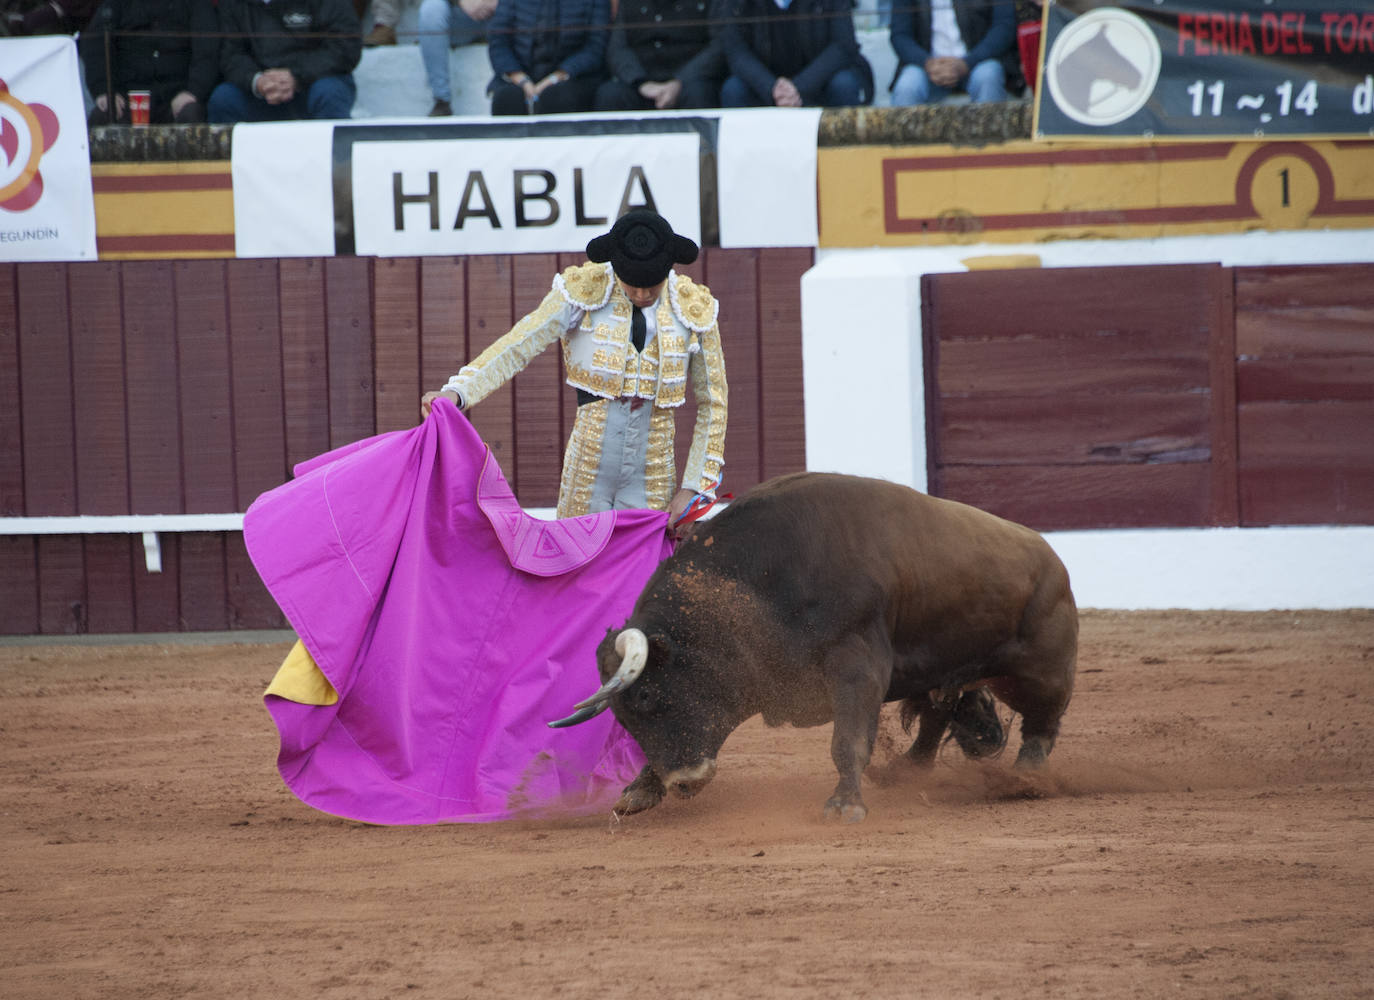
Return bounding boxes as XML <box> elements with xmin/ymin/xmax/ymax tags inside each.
<box><xmin>702</xmin><ymin>248</ymin><xmax>760</xmax><ymax>494</ymax></box>
<box><xmin>939</xmin><ymin>393</ymin><xmax>1212</xmax><ymax>466</ymax></box>
<box><xmin>511</xmin><ymin>253</ymin><xmax>562</xmax><ymax>507</ymax></box>
<box><xmin>1237</xmin><ymin>399</ymin><xmax>1374</xmax><ymax>524</ymax></box>
<box><xmin>1239</xmin><ymin>401</ymin><xmax>1374</xmax><ymax>468</ymax></box>
<box><xmin>325</xmin><ymin>257</ymin><xmax>375</xmax><ymax>449</ymax></box>
<box><xmin>463</xmin><ymin>255</ymin><xmax>515</xmax><ymax>469</ymax></box>
<box><xmin>940</xmin><ymin>463</ymin><xmax>1213</xmax><ymax>530</ymax></box>
<box><xmin>123</xmin><ymin>261</ymin><xmax>183</xmax><ymax>513</ymax></box>
<box><xmin>1206</xmin><ymin>264</ymin><xmax>1238</xmax><ymax>527</ymax></box>
<box><xmin>0</xmin><ymin>263</ymin><xmax>23</xmax><ymax>516</ymax></box>
<box><xmin>930</xmin><ymin>264</ymin><xmax>1222</xmax><ymax>345</ymax></box>
<box><xmin>1239</xmin><ymin>468</ymin><xmax>1374</xmax><ymax>525</ymax></box>
<box><xmin>179</xmin><ymin>533</ymin><xmax>229</xmax><ymax>630</ymax></box>
<box><xmin>37</xmin><ymin>535</ymin><xmax>86</xmax><ymax>634</ymax></box>
<box><xmin>1237</xmin><ymin>357</ymin><xmax>1374</xmax><ymax>404</ymax></box>
<box><xmin>938</xmin><ymin>335</ymin><xmax>1210</xmax><ymax>397</ymax></box>
<box><xmin>1237</xmin><ymin>311</ymin><xmax>1374</xmax><ymax>356</ymax></box>
<box><xmin>757</xmin><ymin>247</ymin><xmax>811</xmax><ymax>481</ymax></box>
<box><xmin>69</xmin><ymin>263</ymin><xmax>130</xmax><ymax>515</ymax></box>
<box><xmin>420</xmin><ymin>257</ymin><xmax>466</xmax><ymax>396</ymax></box>
<box><xmin>175</xmin><ymin>261</ymin><xmax>235</xmax><ymax>514</ymax></box>
<box><xmin>0</xmin><ymin>537</ymin><xmax>38</xmax><ymax>634</ymax></box>
<box><xmin>374</xmin><ymin>257</ymin><xmax>421</xmax><ymax>434</ymax></box>
<box><xmin>134</xmin><ymin>533</ymin><xmax>180</xmax><ymax>631</ymax></box>
<box><xmin>227</xmin><ymin>259</ymin><xmax>287</xmax><ymax>507</ymax></box>
<box><xmin>1235</xmin><ymin>263</ymin><xmax>1374</xmax><ymax>311</ymax></box>
<box><xmin>226</xmin><ymin>533</ymin><xmax>286</xmax><ymax>629</ymax></box>
<box><xmin>83</xmin><ymin>535</ymin><xmax>135</xmax><ymax>634</ymax></box>
<box><xmin>18</xmin><ymin>263</ymin><xmax>76</xmax><ymax>515</ymax></box>
<box><xmin>280</xmin><ymin>259</ymin><xmax>330</xmax><ymax>471</ymax></box>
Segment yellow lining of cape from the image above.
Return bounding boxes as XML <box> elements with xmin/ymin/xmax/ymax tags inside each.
<box><xmin>264</xmin><ymin>639</ymin><xmax>339</xmax><ymax>706</ymax></box>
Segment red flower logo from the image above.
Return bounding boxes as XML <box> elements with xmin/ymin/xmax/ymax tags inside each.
<box><xmin>0</xmin><ymin>76</ymin><xmax>61</xmax><ymax>213</ymax></box>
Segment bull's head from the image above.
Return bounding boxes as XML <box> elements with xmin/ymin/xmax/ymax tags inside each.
<box><xmin>549</xmin><ymin>625</ymin><xmax>740</xmax><ymax>804</ymax></box>
<box><xmin>547</xmin><ymin>628</ymin><xmax>649</xmax><ymax>728</ymax></box>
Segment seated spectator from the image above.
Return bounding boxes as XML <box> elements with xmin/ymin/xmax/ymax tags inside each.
<box><xmin>594</xmin><ymin>0</ymin><xmax>725</xmax><ymax>112</ymax></box>
<box><xmin>486</xmin><ymin>0</ymin><xmax>608</xmax><ymax>116</ymax></box>
<box><xmin>208</xmin><ymin>0</ymin><xmax>363</xmax><ymax>123</ymax></box>
<box><xmin>1</xmin><ymin>0</ymin><xmax>99</xmax><ymax>35</ymax></box>
<box><xmin>419</xmin><ymin>0</ymin><xmax>496</xmax><ymax>116</ymax></box>
<box><xmin>889</xmin><ymin>0</ymin><xmax>1017</xmax><ymax>106</ymax></box>
<box><xmin>718</xmin><ymin>0</ymin><xmax>872</xmax><ymax>108</ymax></box>
<box><xmin>79</xmin><ymin>0</ymin><xmax>219</xmax><ymax>125</ymax></box>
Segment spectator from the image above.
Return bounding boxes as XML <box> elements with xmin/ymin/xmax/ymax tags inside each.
<box><xmin>419</xmin><ymin>0</ymin><xmax>496</xmax><ymax>116</ymax></box>
<box><xmin>79</xmin><ymin>0</ymin><xmax>220</xmax><ymax>125</ymax></box>
<box><xmin>486</xmin><ymin>0</ymin><xmax>608</xmax><ymax>116</ymax></box>
<box><xmin>595</xmin><ymin>0</ymin><xmax>725</xmax><ymax>112</ymax></box>
<box><xmin>888</xmin><ymin>0</ymin><xmax>1018</xmax><ymax>106</ymax></box>
<box><xmin>208</xmin><ymin>0</ymin><xmax>363</xmax><ymax>122</ymax></box>
<box><xmin>1</xmin><ymin>0</ymin><xmax>98</xmax><ymax>35</ymax></box>
<box><xmin>718</xmin><ymin>0</ymin><xmax>872</xmax><ymax>108</ymax></box>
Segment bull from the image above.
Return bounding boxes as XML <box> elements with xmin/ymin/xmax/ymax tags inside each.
<box><xmin>550</xmin><ymin>472</ymin><xmax>1077</xmax><ymax>822</ymax></box>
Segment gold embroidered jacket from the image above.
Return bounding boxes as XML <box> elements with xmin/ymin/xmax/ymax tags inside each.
<box><xmin>447</xmin><ymin>261</ymin><xmax>728</xmax><ymax>499</ymax></box>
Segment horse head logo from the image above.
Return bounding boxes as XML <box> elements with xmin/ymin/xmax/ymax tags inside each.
<box><xmin>1045</xmin><ymin>8</ymin><xmax>1161</xmax><ymax>128</ymax></box>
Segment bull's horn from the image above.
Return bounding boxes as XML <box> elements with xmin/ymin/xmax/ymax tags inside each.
<box><xmin>547</xmin><ymin>701</ymin><xmax>609</xmax><ymax>729</ymax></box>
<box><xmin>572</xmin><ymin>628</ymin><xmax>648</xmax><ymax>709</ymax></box>
<box><xmin>545</xmin><ymin>628</ymin><xmax>649</xmax><ymax>729</ymax></box>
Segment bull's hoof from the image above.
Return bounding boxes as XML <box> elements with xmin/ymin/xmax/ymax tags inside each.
<box><xmin>613</xmin><ymin>769</ymin><xmax>666</xmax><ymax>816</ymax></box>
<box><xmin>822</xmin><ymin>797</ymin><xmax>868</xmax><ymax>823</ymax></box>
<box><xmin>1013</xmin><ymin>737</ymin><xmax>1052</xmax><ymax>769</ymax></box>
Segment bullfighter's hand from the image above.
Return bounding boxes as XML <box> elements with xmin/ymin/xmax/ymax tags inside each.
<box><xmin>668</xmin><ymin>488</ymin><xmax>699</xmax><ymax>539</ymax></box>
<box><xmin>420</xmin><ymin>389</ymin><xmax>460</xmax><ymax>420</ymax></box>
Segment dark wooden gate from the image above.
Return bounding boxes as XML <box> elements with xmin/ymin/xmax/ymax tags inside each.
<box><xmin>923</xmin><ymin>261</ymin><xmax>1374</xmax><ymax>530</ymax></box>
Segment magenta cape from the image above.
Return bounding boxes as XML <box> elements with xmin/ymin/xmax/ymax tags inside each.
<box><xmin>245</xmin><ymin>399</ymin><xmax>664</xmax><ymax>824</ymax></box>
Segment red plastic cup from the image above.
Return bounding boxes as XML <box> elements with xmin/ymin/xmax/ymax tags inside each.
<box><xmin>129</xmin><ymin>90</ymin><xmax>150</xmax><ymax>127</ymax></box>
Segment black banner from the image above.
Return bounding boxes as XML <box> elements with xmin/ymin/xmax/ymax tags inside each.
<box><xmin>1034</xmin><ymin>0</ymin><xmax>1374</xmax><ymax>138</ymax></box>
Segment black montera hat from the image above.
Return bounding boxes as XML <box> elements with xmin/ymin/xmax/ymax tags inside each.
<box><xmin>586</xmin><ymin>209</ymin><xmax>699</xmax><ymax>288</ymax></box>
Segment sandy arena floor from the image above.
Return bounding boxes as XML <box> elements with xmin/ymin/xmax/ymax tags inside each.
<box><xmin>2</xmin><ymin>609</ymin><xmax>1372</xmax><ymax>999</ymax></box>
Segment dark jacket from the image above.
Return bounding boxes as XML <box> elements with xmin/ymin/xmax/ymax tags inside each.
<box><xmin>487</xmin><ymin>0</ymin><xmax>611</xmax><ymax>83</ymax></box>
<box><xmin>217</xmin><ymin>0</ymin><xmax>361</xmax><ymax>93</ymax></box>
<box><xmin>889</xmin><ymin>0</ymin><xmax>1019</xmax><ymax>90</ymax></box>
<box><xmin>605</xmin><ymin>0</ymin><xmax>725</xmax><ymax>89</ymax></box>
<box><xmin>79</xmin><ymin>0</ymin><xmax>220</xmax><ymax>106</ymax></box>
<box><xmin>720</xmin><ymin>0</ymin><xmax>871</xmax><ymax>105</ymax></box>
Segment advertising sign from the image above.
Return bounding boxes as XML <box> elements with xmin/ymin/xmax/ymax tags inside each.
<box><xmin>0</xmin><ymin>36</ymin><xmax>97</xmax><ymax>261</ymax></box>
<box><xmin>1035</xmin><ymin>0</ymin><xmax>1374</xmax><ymax>138</ymax></box>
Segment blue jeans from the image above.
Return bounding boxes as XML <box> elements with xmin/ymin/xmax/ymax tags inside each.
<box><xmin>418</xmin><ymin>0</ymin><xmax>488</xmax><ymax>102</ymax></box>
<box><xmin>207</xmin><ymin>75</ymin><xmax>356</xmax><ymax>122</ymax></box>
<box><xmin>890</xmin><ymin>58</ymin><xmax>1007</xmax><ymax>106</ymax></box>
<box><xmin>719</xmin><ymin>67</ymin><xmax>867</xmax><ymax>108</ymax></box>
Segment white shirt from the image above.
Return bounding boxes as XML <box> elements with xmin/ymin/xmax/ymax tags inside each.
<box><xmin>930</xmin><ymin>0</ymin><xmax>968</xmax><ymax>59</ymax></box>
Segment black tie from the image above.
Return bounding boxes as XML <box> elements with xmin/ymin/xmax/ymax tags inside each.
<box><xmin>631</xmin><ymin>306</ymin><xmax>646</xmax><ymax>353</ymax></box>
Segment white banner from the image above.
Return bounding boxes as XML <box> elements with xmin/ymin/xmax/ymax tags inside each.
<box><xmin>353</xmin><ymin>133</ymin><xmax>700</xmax><ymax>256</ymax></box>
<box><xmin>231</xmin><ymin>109</ymin><xmax>821</xmax><ymax>257</ymax></box>
<box><xmin>0</xmin><ymin>36</ymin><xmax>97</xmax><ymax>262</ymax></box>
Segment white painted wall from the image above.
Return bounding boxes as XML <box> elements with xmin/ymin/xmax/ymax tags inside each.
<box><xmin>801</xmin><ymin>230</ymin><xmax>1374</xmax><ymax>609</ymax></box>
